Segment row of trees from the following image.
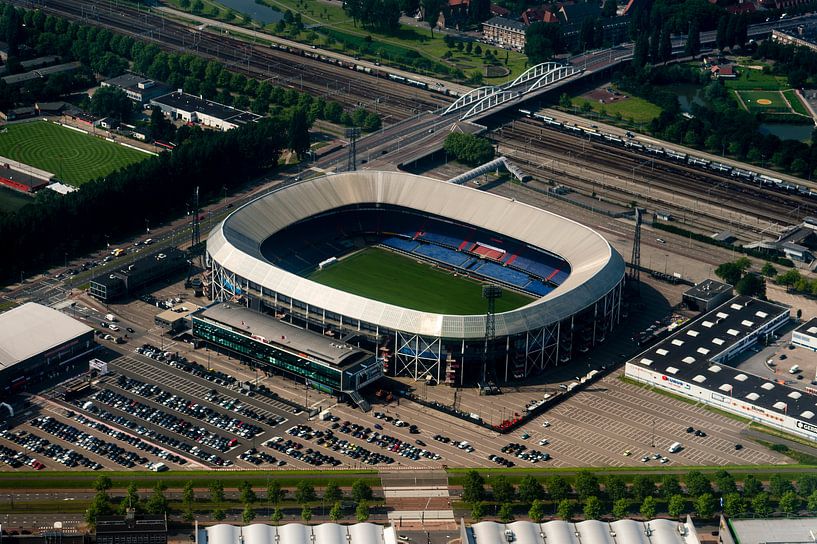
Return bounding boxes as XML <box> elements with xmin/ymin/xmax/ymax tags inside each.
<box><xmin>755</xmin><ymin>38</ymin><xmax>817</xmax><ymax>92</ymax></box>
<box><xmin>86</xmin><ymin>477</ymin><xmax>376</xmax><ymax>526</ymax></box>
<box><xmin>461</xmin><ymin>470</ymin><xmax>817</xmax><ymax>521</ymax></box>
<box><xmin>443</xmin><ymin>132</ymin><xmax>495</xmax><ymax>166</ymax></box>
<box><xmin>714</xmin><ymin>257</ymin><xmax>766</xmax><ymax>298</ymax></box>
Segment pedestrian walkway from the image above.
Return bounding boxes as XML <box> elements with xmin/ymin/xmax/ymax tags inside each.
<box><xmin>381</xmin><ymin>470</ymin><xmax>456</xmax><ymax>529</ymax></box>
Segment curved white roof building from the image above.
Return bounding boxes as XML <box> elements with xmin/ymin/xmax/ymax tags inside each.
<box><xmin>206</xmin><ymin>171</ymin><xmax>625</xmax><ymax>384</ymax></box>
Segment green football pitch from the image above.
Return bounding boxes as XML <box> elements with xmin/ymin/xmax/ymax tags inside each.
<box><xmin>307</xmin><ymin>247</ymin><xmax>535</xmax><ymax>315</ymax></box>
<box><xmin>0</xmin><ymin>121</ymin><xmax>149</xmax><ymax>185</ymax></box>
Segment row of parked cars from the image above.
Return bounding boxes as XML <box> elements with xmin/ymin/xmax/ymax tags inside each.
<box><xmin>0</xmin><ymin>429</ymin><xmax>98</xmax><ymax>469</ymax></box>
<box><xmin>115</xmin><ymin>375</ymin><xmax>264</xmax><ymax>439</ymax></box>
<box><xmin>90</xmin><ymin>388</ymin><xmax>236</xmax><ymax>454</ymax></box>
<box><xmin>501</xmin><ymin>442</ymin><xmax>550</xmax><ymax>463</ymax></box>
<box><xmin>72</xmin><ymin>413</ymin><xmax>186</xmax><ymax>465</ymax></box>
<box><xmin>333</xmin><ymin>421</ymin><xmax>439</xmax><ymax>462</ymax></box>
<box><xmin>373</xmin><ymin>412</ymin><xmax>420</xmax><ymax>433</ymax></box>
<box><xmin>238</xmin><ymin>447</ymin><xmax>281</xmax><ymax>466</ymax></box>
<box><xmin>292</xmin><ymin>423</ymin><xmax>394</xmax><ymax>466</ymax></box>
<box><xmin>264</xmin><ymin>436</ymin><xmax>336</xmax><ymax>466</ymax></box>
<box><xmin>31</xmin><ymin>416</ymin><xmax>147</xmax><ymax>468</ymax></box>
<box><xmin>138</xmin><ymin>344</ymin><xmax>237</xmax><ymax>388</ymax></box>
<box><xmin>0</xmin><ymin>442</ymin><xmax>36</xmax><ymax>469</ymax></box>
<box><xmin>432</xmin><ymin>434</ymin><xmax>476</xmax><ymax>453</ymax></box>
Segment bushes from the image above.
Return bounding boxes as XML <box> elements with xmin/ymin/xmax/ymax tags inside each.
<box><xmin>443</xmin><ymin>132</ymin><xmax>494</xmax><ymax>166</ymax></box>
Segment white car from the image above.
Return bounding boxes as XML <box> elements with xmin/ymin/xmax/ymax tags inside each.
<box><xmin>538</xmin><ymin>438</ymin><xmax>549</xmax><ymax>446</ymax></box>
<box><xmin>541</xmin><ymin>421</ymin><xmax>551</xmax><ymax>428</ymax></box>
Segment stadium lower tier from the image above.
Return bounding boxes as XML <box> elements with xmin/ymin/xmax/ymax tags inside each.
<box><xmin>259</xmin><ymin>204</ymin><xmax>571</xmax><ymax>297</ymax></box>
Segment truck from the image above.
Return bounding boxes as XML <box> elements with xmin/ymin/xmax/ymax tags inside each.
<box><xmin>105</xmin><ymin>314</ymin><xmax>117</xmax><ymax>322</ymax></box>
<box><xmin>151</xmin><ymin>462</ymin><xmax>168</xmax><ymax>472</ymax></box>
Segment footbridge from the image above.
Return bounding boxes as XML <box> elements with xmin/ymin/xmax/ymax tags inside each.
<box><xmin>442</xmin><ymin>62</ymin><xmax>584</xmax><ymax>120</ymax></box>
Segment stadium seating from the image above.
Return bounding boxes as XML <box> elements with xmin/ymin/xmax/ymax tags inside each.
<box><xmin>381</xmin><ymin>237</ymin><xmax>420</xmax><ymax>253</ymax></box>
<box><xmin>418</xmin><ymin>231</ymin><xmax>463</xmax><ymax>249</ymax></box>
<box><xmin>413</xmin><ymin>243</ymin><xmax>470</xmax><ymax>267</ymax></box>
<box><xmin>473</xmin><ymin>261</ymin><xmax>531</xmax><ymax>288</ymax></box>
<box><xmin>525</xmin><ymin>281</ymin><xmax>554</xmax><ymax>297</ymax></box>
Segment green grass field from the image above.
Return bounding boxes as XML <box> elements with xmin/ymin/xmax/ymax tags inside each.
<box><xmin>0</xmin><ymin>121</ymin><xmax>149</xmax><ymax>185</ymax></box>
<box><xmin>783</xmin><ymin>89</ymin><xmax>812</xmax><ymax>116</ymax></box>
<box><xmin>570</xmin><ymin>95</ymin><xmax>662</xmax><ymax>124</ymax></box>
<box><xmin>736</xmin><ymin>90</ymin><xmax>791</xmax><ymax>114</ymax></box>
<box><xmin>307</xmin><ymin>247</ymin><xmax>534</xmax><ymax>315</ymax></box>
<box><xmin>724</xmin><ymin>67</ymin><xmax>789</xmax><ymax>91</ymax></box>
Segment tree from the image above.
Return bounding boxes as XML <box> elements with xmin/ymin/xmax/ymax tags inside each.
<box><xmin>639</xmin><ymin>496</ymin><xmax>657</xmax><ymax>520</ymax></box>
<box><xmin>182</xmin><ymin>481</ymin><xmax>195</xmax><ymax>511</ymax></box>
<box><xmin>528</xmin><ymin>500</ymin><xmax>545</xmax><ymax>522</ymax></box>
<box><xmin>420</xmin><ymin>0</ymin><xmax>442</xmax><ymax>35</ymax></box>
<box><xmin>94</xmin><ymin>476</ymin><xmax>113</xmax><ymax>492</ymax></box>
<box><xmin>267</xmin><ymin>481</ymin><xmax>285</xmax><ymax>504</ymax></box>
<box><xmin>212</xmin><ymin>508</ymin><xmax>226</xmax><ymax>521</ymax></box>
<box><xmin>547</xmin><ymin>476</ymin><xmax>571</xmax><ymax>501</ymax></box>
<box><xmin>661</xmin><ymin>475</ymin><xmax>681</xmax><ymax>498</ymax></box>
<box><xmin>491</xmin><ymin>476</ymin><xmax>515</xmax><ymax>503</ymax></box>
<box><xmin>742</xmin><ymin>475</ymin><xmax>763</xmax><ymax>497</ymax></box>
<box><xmin>90</xmin><ymin>86</ymin><xmax>133</xmax><ymax>120</ymax></box>
<box><xmin>668</xmin><ymin>495</ymin><xmax>687</xmax><ymax>518</ymax></box>
<box><xmin>798</xmin><ymin>474</ymin><xmax>817</xmax><ymax>497</ymax></box>
<box><xmin>583</xmin><ymin>496</ymin><xmax>602</xmax><ymax>520</ymax></box>
<box><xmin>243</xmin><ymin>505</ymin><xmax>257</xmax><ymax>523</ymax></box>
<box><xmin>752</xmin><ymin>492</ymin><xmax>772</xmax><ymax>516</ymax></box>
<box><xmin>559</xmin><ymin>93</ymin><xmax>572</xmax><ymax>109</ymax></box>
<box><xmin>518</xmin><ymin>476</ymin><xmax>545</xmax><ymax>503</ymax></box>
<box><xmin>150</xmin><ymin>108</ymin><xmax>174</xmax><ymax>142</ymax></box>
<box><xmin>736</xmin><ymin>273</ymin><xmax>764</xmax><ymax>298</ymax></box>
<box><xmin>556</xmin><ymin>499</ymin><xmax>573</xmax><ymax>521</ymax></box>
<box><xmin>351</xmin><ymin>480</ymin><xmax>373</xmax><ymax>502</ymax></box>
<box><xmin>471</xmin><ymin>501</ymin><xmax>485</xmax><ymax>521</ymax></box>
<box><xmin>684</xmin><ymin>20</ymin><xmax>700</xmax><ymax>57</ymax></box>
<box><xmin>695</xmin><ymin>493</ymin><xmax>715</xmax><ymax>519</ymax></box>
<box><xmin>324</xmin><ymin>482</ymin><xmax>342</xmax><ymax>503</ymax></box>
<box><xmin>463</xmin><ymin>470</ymin><xmax>486</xmax><ymax>503</ymax></box>
<box><xmin>329</xmin><ymin>501</ymin><xmax>343</xmax><ymax>521</ymax></box>
<box><xmin>302</xmin><ymin>505</ymin><xmax>313</xmax><ymax>522</ymax></box>
<box><xmin>658</xmin><ymin>27</ymin><xmax>672</xmax><ymax>63</ymax></box>
<box><xmin>807</xmin><ymin>490</ymin><xmax>817</xmax><ymax>512</ymax></box>
<box><xmin>723</xmin><ymin>493</ymin><xmax>745</xmax><ymax>517</ymax></box>
<box><xmin>575</xmin><ymin>472</ymin><xmax>600</xmax><ymax>501</ymax></box>
<box><xmin>612</xmin><ymin>498</ymin><xmax>629</xmax><ymax>519</ymax></box>
<box><xmin>144</xmin><ymin>482</ymin><xmax>168</xmax><ymax>515</ymax></box>
<box><xmin>296</xmin><ymin>481</ymin><xmax>317</xmax><ymax>504</ymax></box>
<box><xmin>355</xmin><ymin>500</ymin><xmax>370</xmax><ymax>522</ymax></box>
<box><xmin>498</xmin><ymin>503</ymin><xmax>514</xmax><ymax>523</ymax></box>
<box><xmin>240</xmin><ymin>481</ymin><xmax>257</xmax><ymax>505</ymax></box>
<box><xmin>288</xmin><ymin>108</ymin><xmax>311</xmax><ymax>160</ymax></box>
<box><xmin>632</xmin><ymin>475</ymin><xmax>656</xmax><ymax>502</ymax></box>
<box><xmin>685</xmin><ymin>471</ymin><xmax>712</xmax><ymax>498</ymax></box>
<box><xmin>715</xmin><ymin>262</ymin><xmax>744</xmax><ymax>285</ymax></box>
<box><xmin>716</xmin><ymin>15</ymin><xmax>728</xmax><ymax>50</ymax></box>
<box><xmin>210</xmin><ymin>481</ymin><xmax>225</xmax><ymax>504</ymax></box>
<box><xmin>271</xmin><ymin>506</ymin><xmax>283</xmax><ymax>524</ymax></box>
<box><xmin>714</xmin><ymin>471</ymin><xmax>737</xmax><ymax>496</ymax></box>
<box><xmin>770</xmin><ymin>474</ymin><xmax>794</xmax><ymax>497</ymax></box>
<box><xmin>605</xmin><ymin>475</ymin><xmax>627</xmax><ymax>501</ymax></box>
<box><xmin>444</xmin><ymin>132</ymin><xmax>494</xmax><ymax>166</ymax></box>
<box><xmin>632</xmin><ymin>34</ymin><xmax>649</xmax><ymax>69</ymax></box>
<box><xmin>780</xmin><ymin>490</ymin><xmax>800</xmax><ymax>514</ymax></box>
<box><xmin>760</xmin><ymin>262</ymin><xmax>778</xmax><ymax>278</ymax></box>
<box><xmin>525</xmin><ymin>22</ymin><xmax>564</xmax><ymax>64</ymax></box>
<box><xmin>602</xmin><ymin>0</ymin><xmax>616</xmax><ymax>18</ymax></box>
<box><xmin>86</xmin><ymin>491</ymin><xmax>113</xmax><ymax>528</ymax></box>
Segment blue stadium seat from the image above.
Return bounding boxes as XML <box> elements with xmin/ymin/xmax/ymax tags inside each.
<box><xmin>381</xmin><ymin>237</ymin><xmax>420</xmax><ymax>253</ymax></box>
<box><xmin>414</xmin><ymin>244</ymin><xmax>469</xmax><ymax>267</ymax></box>
<box><xmin>473</xmin><ymin>261</ymin><xmax>531</xmax><ymax>288</ymax></box>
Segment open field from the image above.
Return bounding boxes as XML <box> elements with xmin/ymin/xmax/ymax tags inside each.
<box><xmin>0</xmin><ymin>122</ymin><xmax>148</xmax><ymax>185</ymax></box>
<box><xmin>783</xmin><ymin>89</ymin><xmax>812</xmax><ymax>116</ymax></box>
<box><xmin>570</xmin><ymin>94</ymin><xmax>662</xmax><ymax>124</ymax></box>
<box><xmin>724</xmin><ymin>67</ymin><xmax>789</xmax><ymax>91</ymax></box>
<box><xmin>307</xmin><ymin>247</ymin><xmax>534</xmax><ymax>314</ymax></box>
<box><xmin>736</xmin><ymin>89</ymin><xmax>790</xmax><ymax>114</ymax></box>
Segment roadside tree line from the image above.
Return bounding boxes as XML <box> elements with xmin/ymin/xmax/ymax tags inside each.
<box><xmin>459</xmin><ymin>469</ymin><xmax>817</xmax><ymax>522</ymax></box>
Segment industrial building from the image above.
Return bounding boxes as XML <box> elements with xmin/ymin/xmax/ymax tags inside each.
<box><xmin>197</xmin><ymin>523</ymin><xmax>395</xmax><ymax>544</ymax></box>
<box><xmin>90</xmin><ymin>247</ymin><xmax>188</xmax><ymax>302</ymax></box>
<box><xmin>719</xmin><ymin>516</ymin><xmax>817</xmax><ymax>544</ymax></box>
<box><xmin>155</xmin><ymin>302</ymin><xmax>202</xmax><ymax>333</ymax></box>
<box><xmin>622</xmin><ymin>296</ymin><xmax>817</xmax><ymax>441</ymax></box>
<box><xmin>192</xmin><ymin>303</ymin><xmax>382</xmax><ymax>400</ymax></box>
<box><xmin>150</xmin><ymin>92</ymin><xmax>262</xmax><ymax>132</ymax></box>
<box><xmin>101</xmin><ymin>74</ymin><xmax>171</xmax><ymax>105</ymax></box>
<box><xmin>0</xmin><ymin>303</ymin><xmax>95</xmax><ymax>400</ymax></box>
<box><xmin>96</xmin><ymin>512</ymin><xmax>167</xmax><ymax>544</ymax></box>
<box><xmin>682</xmin><ymin>279</ymin><xmax>733</xmax><ymax>312</ymax></box>
<box><xmin>207</xmin><ymin>172</ymin><xmax>624</xmax><ymax>386</ymax></box>
<box><xmin>462</xmin><ymin>519</ymin><xmax>700</xmax><ymax>544</ymax></box>
<box><xmin>792</xmin><ymin>317</ymin><xmax>817</xmax><ymax>351</ymax></box>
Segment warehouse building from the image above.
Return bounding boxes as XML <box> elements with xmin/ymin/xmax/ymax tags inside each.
<box><xmin>197</xmin><ymin>522</ymin><xmax>395</xmax><ymax>544</ymax></box>
<box><xmin>720</xmin><ymin>516</ymin><xmax>817</xmax><ymax>544</ymax></box>
<box><xmin>150</xmin><ymin>92</ymin><xmax>261</xmax><ymax>131</ymax></box>
<box><xmin>101</xmin><ymin>74</ymin><xmax>171</xmax><ymax>105</ymax></box>
<box><xmin>155</xmin><ymin>302</ymin><xmax>201</xmax><ymax>333</ymax></box>
<box><xmin>463</xmin><ymin>519</ymin><xmax>700</xmax><ymax>544</ymax></box>
<box><xmin>0</xmin><ymin>303</ymin><xmax>95</xmax><ymax>400</ymax></box>
<box><xmin>96</xmin><ymin>511</ymin><xmax>167</xmax><ymax>544</ymax></box>
<box><xmin>89</xmin><ymin>247</ymin><xmax>187</xmax><ymax>302</ymax></box>
<box><xmin>682</xmin><ymin>279</ymin><xmax>733</xmax><ymax>312</ymax></box>
<box><xmin>191</xmin><ymin>303</ymin><xmax>382</xmax><ymax>401</ymax></box>
<box><xmin>792</xmin><ymin>317</ymin><xmax>817</xmax><ymax>351</ymax></box>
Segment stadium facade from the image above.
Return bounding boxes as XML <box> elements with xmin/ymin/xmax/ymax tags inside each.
<box><xmin>206</xmin><ymin>172</ymin><xmax>625</xmax><ymax>386</ymax></box>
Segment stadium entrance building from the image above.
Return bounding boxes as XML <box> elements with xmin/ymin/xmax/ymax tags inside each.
<box><xmin>192</xmin><ymin>303</ymin><xmax>382</xmax><ymax>399</ymax></box>
<box><xmin>0</xmin><ymin>303</ymin><xmax>95</xmax><ymax>400</ymax></box>
<box><xmin>206</xmin><ymin>172</ymin><xmax>625</xmax><ymax>386</ymax></box>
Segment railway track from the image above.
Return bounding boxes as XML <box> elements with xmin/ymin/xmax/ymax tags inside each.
<box><xmin>16</xmin><ymin>0</ymin><xmax>450</xmax><ymax>120</ymax></box>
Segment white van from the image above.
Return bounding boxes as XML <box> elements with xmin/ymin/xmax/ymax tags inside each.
<box><xmin>105</xmin><ymin>313</ymin><xmax>117</xmax><ymax>322</ymax></box>
<box><xmin>789</xmin><ymin>365</ymin><xmax>801</xmax><ymax>374</ymax></box>
<box><xmin>668</xmin><ymin>442</ymin><xmax>682</xmax><ymax>453</ymax></box>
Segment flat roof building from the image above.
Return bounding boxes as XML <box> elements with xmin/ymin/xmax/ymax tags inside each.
<box><xmin>2</xmin><ymin>61</ymin><xmax>81</xmax><ymax>85</ymax></box>
<box><xmin>155</xmin><ymin>302</ymin><xmax>201</xmax><ymax>333</ymax></box>
<box><xmin>623</xmin><ymin>296</ymin><xmax>817</xmax><ymax>441</ymax></box>
<box><xmin>96</xmin><ymin>512</ymin><xmax>167</xmax><ymax>544</ymax></box>
<box><xmin>683</xmin><ymin>279</ymin><xmax>733</xmax><ymax>312</ymax></box>
<box><xmin>793</xmin><ymin>317</ymin><xmax>817</xmax><ymax>351</ymax></box>
<box><xmin>772</xmin><ymin>26</ymin><xmax>817</xmax><ymax>53</ymax></box>
<box><xmin>720</xmin><ymin>516</ymin><xmax>817</xmax><ymax>544</ymax></box>
<box><xmin>150</xmin><ymin>91</ymin><xmax>262</xmax><ymax>132</ymax></box>
<box><xmin>0</xmin><ymin>303</ymin><xmax>95</xmax><ymax>400</ymax></box>
<box><xmin>90</xmin><ymin>247</ymin><xmax>187</xmax><ymax>302</ymax></box>
<box><xmin>0</xmin><ymin>163</ymin><xmax>50</xmax><ymax>193</ymax></box>
<box><xmin>101</xmin><ymin>74</ymin><xmax>171</xmax><ymax>105</ymax></box>
<box><xmin>192</xmin><ymin>303</ymin><xmax>382</xmax><ymax>399</ymax></box>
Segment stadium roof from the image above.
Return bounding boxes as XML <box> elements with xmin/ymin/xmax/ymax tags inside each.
<box><xmin>465</xmin><ymin>519</ymin><xmax>700</xmax><ymax>544</ymax></box>
<box><xmin>199</xmin><ymin>523</ymin><xmax>396</xmax><ymax>544</ymax></box>
<box><xmin>0</xmin><ymin>303</ymin><xmax>93</xmax><ymax>370</ymax></box>
<box><xmin>208</xmin><ymin>172</ymin><xmax>624</xmax><ymax>339</ymax></box>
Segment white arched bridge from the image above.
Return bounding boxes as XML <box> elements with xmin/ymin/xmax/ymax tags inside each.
<box><xmin>443</xmin><ymin>62</ymin><xmax>583</xmax><ymax>120</ymax></box>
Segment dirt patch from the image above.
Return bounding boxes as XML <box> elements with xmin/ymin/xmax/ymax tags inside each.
<box><xmin>583</xmin><ymin>86</ymin><xmax>628</xmax><ymax>104</ymax></box>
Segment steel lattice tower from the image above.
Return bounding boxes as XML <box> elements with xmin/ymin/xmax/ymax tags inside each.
<box><xmin>346</xmin><ymin>127</ymin><xmax>360</xmax><ymax>171</ymax></box>
<box><xmin>630</xmin><ymin>208</ymin><xmax>642</xmax><ymax>287</ymax></box>
<box><xmin>482</xmin><ymin>284</ymin><xmax>502</xmax><ymax>383</ymax></box>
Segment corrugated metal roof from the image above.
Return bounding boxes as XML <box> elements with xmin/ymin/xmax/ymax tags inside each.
<box><xmin>208</xmin><ymin>172</ymin><xmax>624</xmax><ymax>339</ymax></box>
<box><xmin>0</xmin><ymin>302</ymin><xmax>93</xmax><ymax>369</ymax></box>
<box><xmin>202</xmin><ymin>524</ymin><xmax>395</xmax><ymax>544</ymax></box>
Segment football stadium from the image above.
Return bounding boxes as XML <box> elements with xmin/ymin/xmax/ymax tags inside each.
<box><xmin>205</xmin><ymin>172</ymin><xmax>625</xmax><ymax>390</ymax></box>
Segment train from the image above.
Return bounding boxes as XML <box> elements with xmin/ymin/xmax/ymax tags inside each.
<box><xmin>517</xmin><ymin>108</ymin><xmax>815</xmax><ymax>199</ymax></box>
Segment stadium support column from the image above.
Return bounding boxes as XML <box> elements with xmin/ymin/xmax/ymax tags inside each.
<box><xmin>629</xmin><ymin>208</ymin><xmax>641</xmax><ymax>290</ymax></box>
<box><xmin>192</xmin><ymin>186</ymin><xmax>201</xmax><ymax>249</ymax></box>
<box><xmin>482</xmin><ymin>284</ymin><xmax>502</xmax><ymax>383</ymax></box>
<box><xmin>346</xmin><ymin>127</ymin><xmax>360</xmax><ymax>172</ymax></box>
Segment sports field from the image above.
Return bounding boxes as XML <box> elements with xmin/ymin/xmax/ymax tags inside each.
<box><xmin>307</xmin><ymin>247</ymin><xmax>535</xmax><ymax>315</ymax></box>
<box><xmin>0</xmin><ymin>121</ymin><xmax>149</xmax><ymax>185</ymax></box>
<box><xmin>736</xmin><ymin>90</ymin><xmax>791</xmax><ymax>114</ymax></box>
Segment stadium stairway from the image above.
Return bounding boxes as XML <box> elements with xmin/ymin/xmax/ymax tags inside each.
<box><xmin>348</xmin><ymin>390</ymin><xmax>371</xmax><ymax>412</ymax></box>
